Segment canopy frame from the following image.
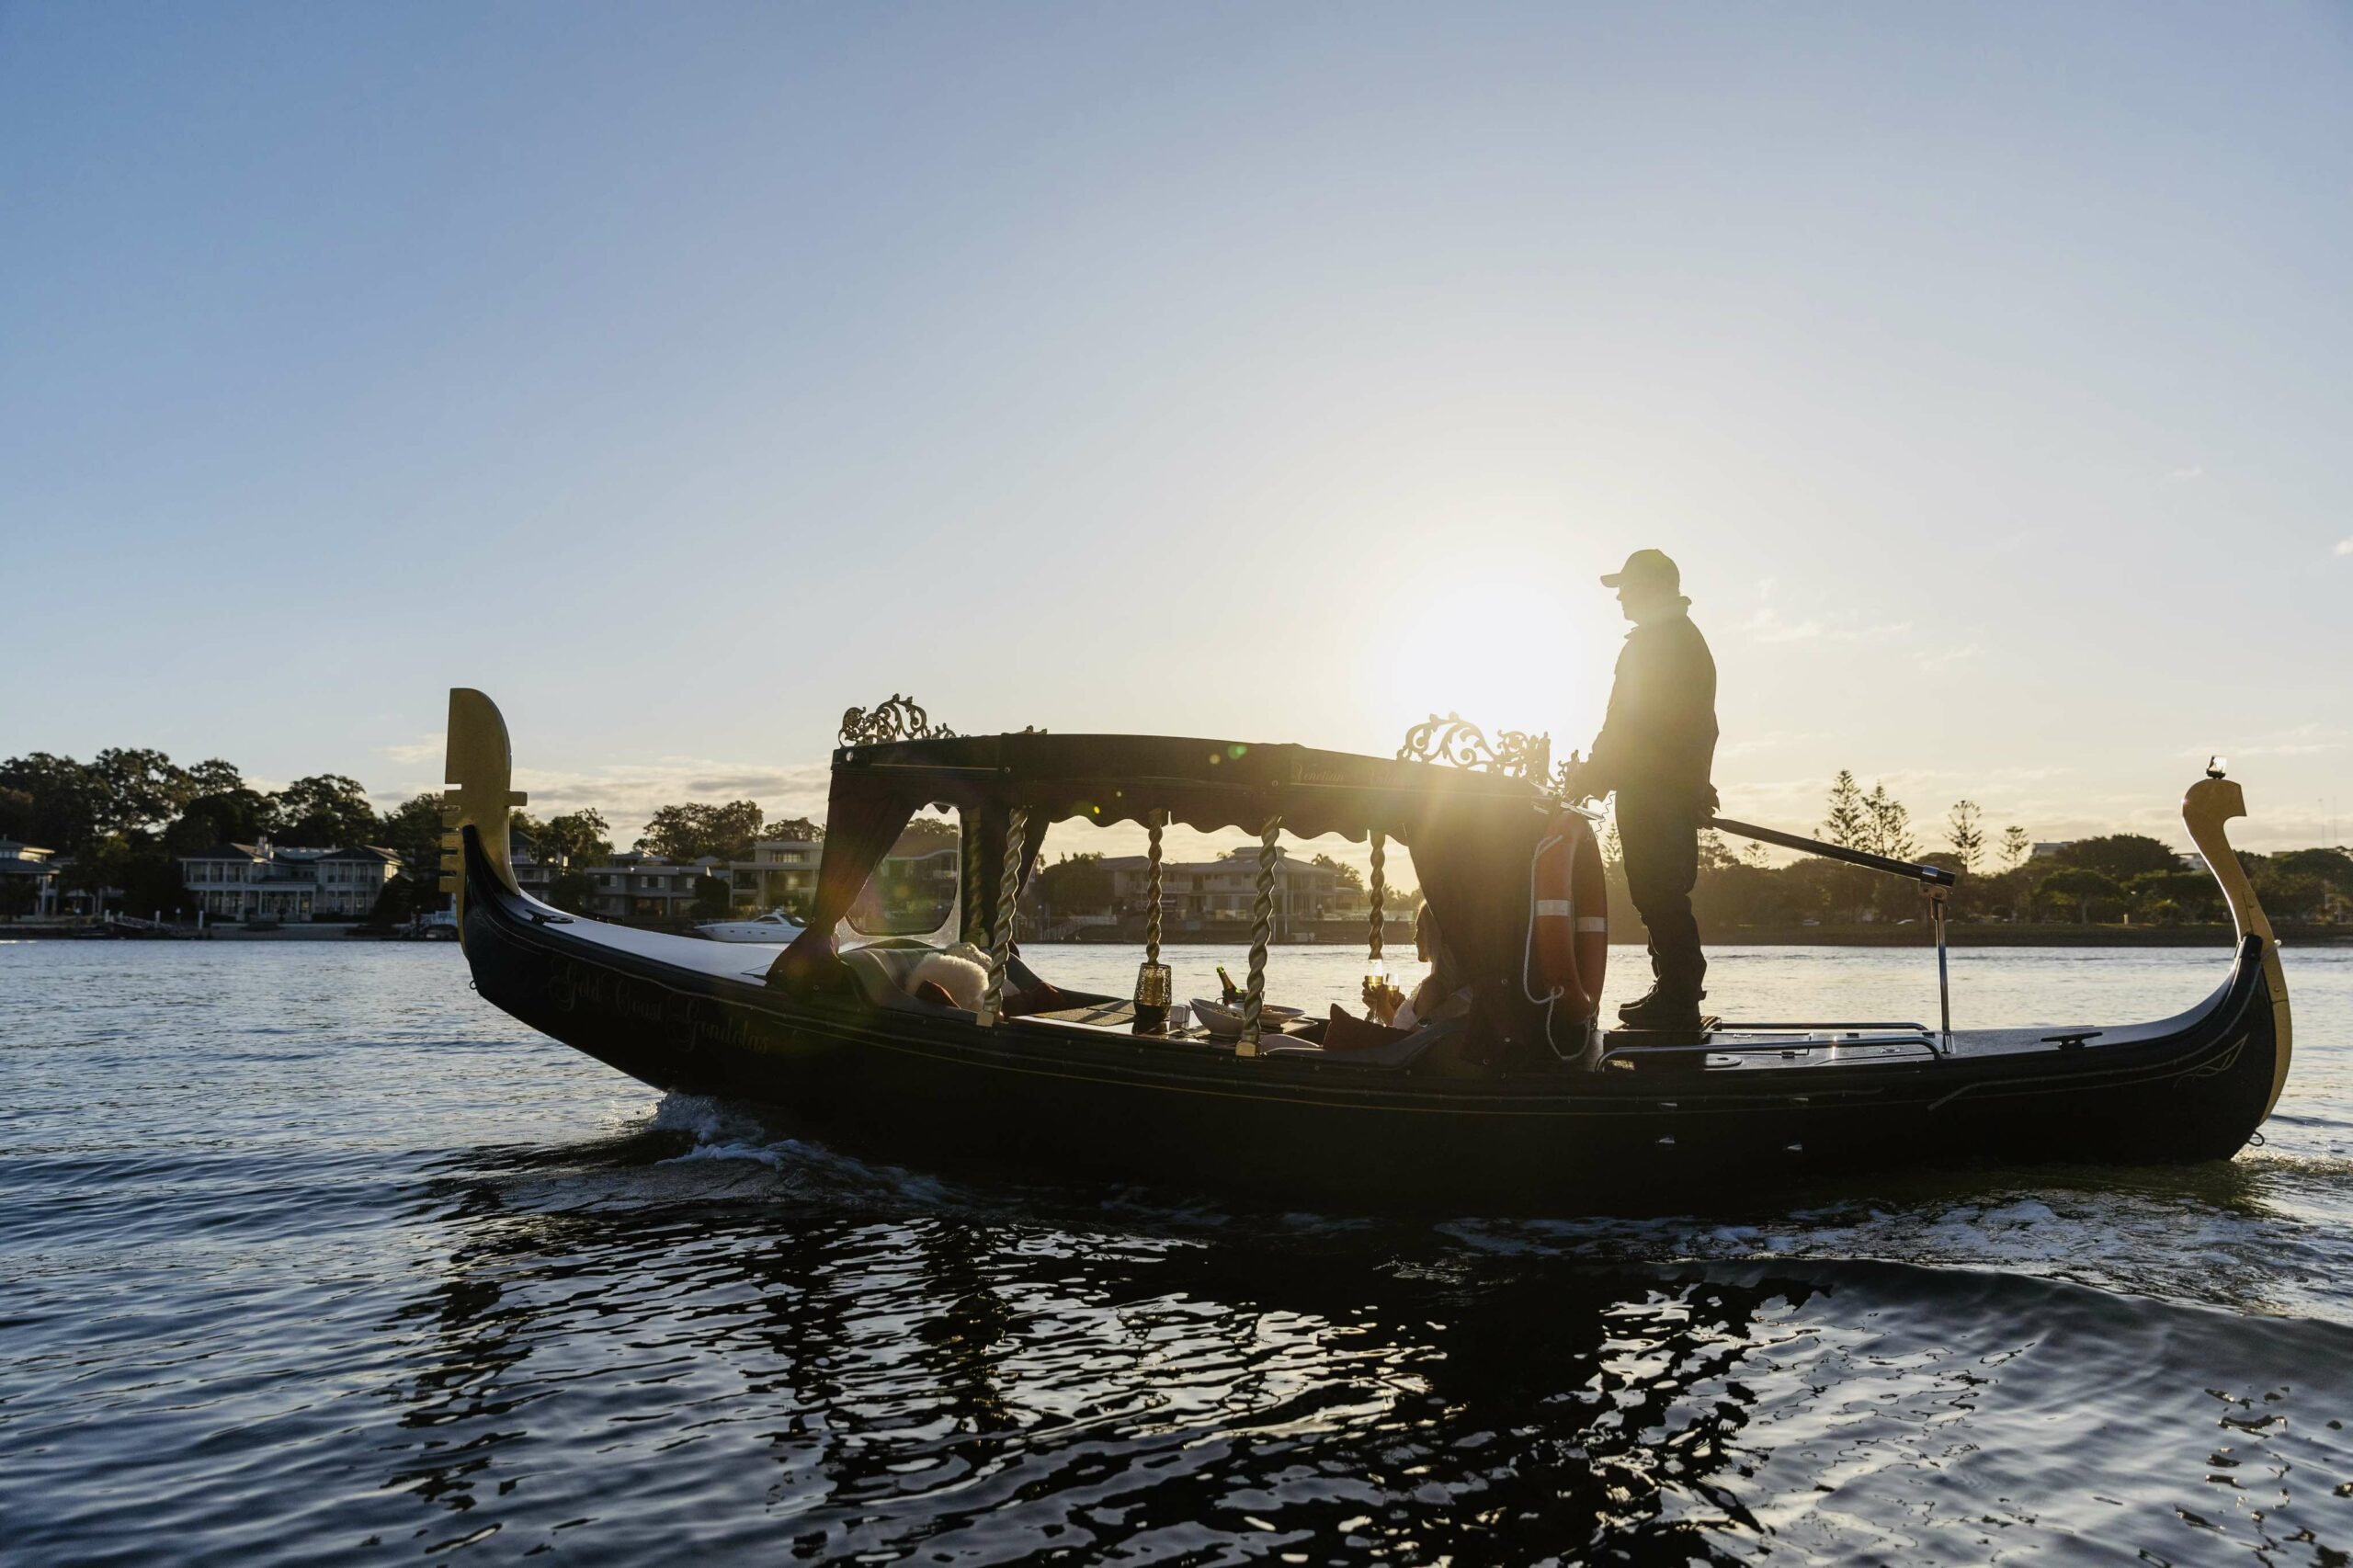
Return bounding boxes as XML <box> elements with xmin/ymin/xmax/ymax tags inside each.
<box><xmin>767</xmin><ymin>729</ymin><xmax>1557</xmax><ymax>1037</ymax></box>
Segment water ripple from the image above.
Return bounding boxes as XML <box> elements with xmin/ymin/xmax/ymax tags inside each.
<box><xmin>2</xmin><ymin>941</ymin><xmax>2349</xmax><ymax>1565</ymax></box>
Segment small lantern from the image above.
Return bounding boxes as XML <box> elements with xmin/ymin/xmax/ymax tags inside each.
<box><xmin>1132</xmin><ymin>960</ymin><xmax>1173</xmax><ymax>1033</ymax></box>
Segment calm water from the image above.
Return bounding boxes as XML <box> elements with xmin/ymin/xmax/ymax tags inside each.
<box><xmin>4</xmin><ymin>937</ymin><xmax>2350</xmax><ymax>1566</ymax></box>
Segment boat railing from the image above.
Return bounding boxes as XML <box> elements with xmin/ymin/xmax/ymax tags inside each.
<box><xmin>1707</xmin><ymin>814</ymin><xmax>1961</xmax><ymax>1054</ymax></box>
<box><xmin>1710</xmin><ymin>1019</ymin><xmax>1934</xmax><ymax>1032</ymax></box>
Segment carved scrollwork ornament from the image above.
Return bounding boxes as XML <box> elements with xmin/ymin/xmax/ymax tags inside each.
<box><xmin>840</xmin><ymin>695</ymin><xmax>957</xmax><ymax>747</ymax></box>
<box><xmin>1396</xmin><ymin>712</ymin><xmax>1553</xmax><ymax>782</ymax></box>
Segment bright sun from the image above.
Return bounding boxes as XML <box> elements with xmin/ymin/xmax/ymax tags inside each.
<box><xmin>1376</xmin><ymin>560</ymin><xmax>1611</xmax><ymax>765</ymax></box>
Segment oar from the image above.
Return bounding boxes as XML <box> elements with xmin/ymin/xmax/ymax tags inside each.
<box><xmin>1708</xmin><ymin>815</ymin><xmax>1960</xmax><ymax>887</ymax></box>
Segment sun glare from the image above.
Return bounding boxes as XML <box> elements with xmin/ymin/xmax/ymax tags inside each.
<box><xmin>1378</xmin><ymin>563</ymin><xmax>1608</xmax><ymax>761</ymax></box>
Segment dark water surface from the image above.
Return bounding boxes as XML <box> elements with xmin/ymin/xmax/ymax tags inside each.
<box><xmin>4</xmin><ymin>939</ymin><xmax>2351</xmax><ymax>1565</ymax></box>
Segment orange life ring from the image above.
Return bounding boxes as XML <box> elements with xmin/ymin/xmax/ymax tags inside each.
<box><xmin>1532</xmin><ymin>810</ymin><xmax>1609</xmax><ymax>1020</ymax></box>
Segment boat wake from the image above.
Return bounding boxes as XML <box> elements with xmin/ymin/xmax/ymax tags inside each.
<box><xmin>636</xmin><ymin>1091</ymin><xmax>2350</xmax><ymax>1323</ymax></box>
<box><xmin>1438</xmin><ymin>1192</ymin><xmax>2328</xmax><ymax>1318</ymax></box>
<box><xmin>650</xmin><ymin>1093</ymin><xmax>959</xmax><ymax>1209</ymax></box>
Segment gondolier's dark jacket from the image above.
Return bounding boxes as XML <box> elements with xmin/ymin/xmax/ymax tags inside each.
<box><xmin>1583</xmin><ymin>601</ymin><xmax>1718</xmax><ymax>809</ymax></box>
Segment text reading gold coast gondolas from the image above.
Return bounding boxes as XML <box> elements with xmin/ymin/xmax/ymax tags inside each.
<box><xmin>442</xmin><ymin>689</ymin><xmax>2293</xmax><ymax>1205</ymax></box>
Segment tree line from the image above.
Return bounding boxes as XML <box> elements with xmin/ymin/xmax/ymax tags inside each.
<box><xmin>1634</xmin><ymin>770</ymin><xmax>2351</xmax><ymax>930</ymax></box>
<box><xmin>6</xmin><ymin>745</ymin><xmax>2344</xmax><ymax>928</ymax></box>
<box><xmin>0</xmin><ymin>744</ymin><xmax>814</xmax><ymax>922</ymax></box>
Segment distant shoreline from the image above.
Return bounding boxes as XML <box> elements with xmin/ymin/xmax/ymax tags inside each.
<box><xmin>1044</xmin><ymin>919</ymin><xmax>2353</xmax><ymax>949</ymax></box>
<box><xmin>7</xmin><ymin>921</ymin><xmax>2347</xmax><ymax>950</ymax></box>
<box><xmin>1615</xmin><ymin>923</ymin><xmax>2351</xmax><ymax>948</ymax></box>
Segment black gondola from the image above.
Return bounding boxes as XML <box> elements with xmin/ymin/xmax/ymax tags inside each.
<box><xmin>442</xmin><ymin>689</ymin><xmax>2293</xmax><ymax>1205</ymax></box>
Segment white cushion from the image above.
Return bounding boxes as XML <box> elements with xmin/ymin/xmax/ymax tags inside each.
<box><xmin>844</xmin><ymin>942</ymin><xmax>991</xmax><ymax>1011</ymax></box>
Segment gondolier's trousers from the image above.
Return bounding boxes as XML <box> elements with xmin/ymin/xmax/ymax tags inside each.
<box><xmin>1617</xmin><ymin>788</ymin><xmax>1706</xmax><ymax>1001</ymax></box>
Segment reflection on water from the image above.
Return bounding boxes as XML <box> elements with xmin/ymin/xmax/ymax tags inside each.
<box><xmin>2</xmin><ymin>942</ymin><xmax>2350</xmax><ymax>1564</ymax></box>
<box><xmin>369</xmin><ymin>1119</ymin><xmax>2353</xmax><ymax>1564</ymax></box>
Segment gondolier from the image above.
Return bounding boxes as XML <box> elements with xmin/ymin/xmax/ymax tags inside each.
<box><xmin>1565</xmin><ymin>549</ymin><xmax>1719</xmax><ymax>1032</ymax></box>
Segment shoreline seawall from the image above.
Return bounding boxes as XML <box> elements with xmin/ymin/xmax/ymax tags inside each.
<box><xmin>1045</xmin><ymin>918</ymin><xmax>2352</xmax><ymax>949</ymax></box>
<box><xmin>9</xmin><ymin>921</ymin><xmax>2348</xmax><ymax>949</ymax></box>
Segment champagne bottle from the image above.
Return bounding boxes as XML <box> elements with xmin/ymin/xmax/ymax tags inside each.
<box><xmin>1216</xmin><ymin>964</ymin><xmax>1241</xmax><ymax>1005</ymax></box>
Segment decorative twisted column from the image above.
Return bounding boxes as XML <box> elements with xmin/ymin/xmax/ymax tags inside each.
<box><xmin>979</xmin><ymin>806</ymin><xmax>1028</xmax><ymax>1027</ymax></box>
<box><xmin>1143</xmin><ymin>811</ymin><xmax>1165</xmax><ymax>965</ymax></box>
<box><xmin>1238</xmin><ymin>814</ymin><xmax>1282</xmax><ymax>1055</ymax></box>
<box><xmin>1367</xmin><ymin>830</ymin><xmax>1386</xmax><ymax>972</ymax></box>
<box><xmin>1131</xmin><ymin>811</ymin><xmax>1172</xmax><ymax>1032</ymax></box>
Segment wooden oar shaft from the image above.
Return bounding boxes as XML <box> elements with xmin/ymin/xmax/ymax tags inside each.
<box><xmin>1709</xmin><ymin>815</ymin><xmax>1960</xmax><ymax>887</ymax></box>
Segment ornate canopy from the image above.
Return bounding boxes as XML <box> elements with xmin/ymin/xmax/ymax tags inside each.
<box><xmin>770</xmin><ymin>724</ymin><xmax>1562</xmax><ymax>1008</ymax></box>
<box><xmin>828</xmin><ymin>730</ymin><xmax>1550</xmax><ymax>842</ymax></box>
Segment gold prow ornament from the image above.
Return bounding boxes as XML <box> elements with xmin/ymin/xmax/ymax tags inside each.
<box><xmin>441</xmin><ymin>687</ymin><xmax>528</xmax><ymax>949</ymax></box>
<box><xmin>2181</xmin><ymin>765</ymin><xmax>2292</xmax><ymax>1119</ymax></box>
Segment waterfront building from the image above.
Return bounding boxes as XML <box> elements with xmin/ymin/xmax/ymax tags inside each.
<box><xmin>1094</xmin><ymin>847</ymin><xmax>1342</xmax><ymax>937</ymax></box>
<box><xmin>579</xmin><ymin>824</ymin><xmax>831</xmax><ymax>925</ymax></box>
<box><xmin>178</xmin><ymin>840</ymin><xmax>402</xmax><ymax>921</ymax></box>
<box><xmin>579</xmin><ymin>852</ymin><xmax>727</xmax><ymax>921</ymax></box>
<box><xmin>847</xmin><ymin>828</ymin><xmax>960</xmax><ymax>930</ymax></box>
<box><xmin>508</xmin><ymin>831</ymin><xmax>559</xmax><ymax>903</ymax></box>
<box><xmin>0</xmin><ymin>841</ymin><xmax>63</xmax><ymax>918</ymax></box>
<box><xmin>727</xmin><ymin>832</ymin><xmax>823</xmax><ymax>913</ymax></box>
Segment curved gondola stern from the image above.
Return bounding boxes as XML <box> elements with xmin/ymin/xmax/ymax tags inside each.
<box><xmin>441</xmin><ymin>687</ymin><xmax>529</xmax><ymax>952</ymax></box>
<box><xmin>2183</xmin><ymin>767</ymin><xmax>2292</xmax><ymax>1118</ymax></box>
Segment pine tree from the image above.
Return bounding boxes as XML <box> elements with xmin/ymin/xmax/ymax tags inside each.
<box><xmin>1864</xmin><ymin>782</ymin><xmax>1915</xmax><ymax>860</ymax></box>
<box><xmin>1823</xmin><ymin>770</ymin><xmax>1868</xmax><ymax>848</ymax></box>
<box><xmin>1946</xmin><ymin>800</ymin><xmax>1984</xmax><ymax>873</ymax></box>
<box><xmin>2000</xmin><ymin>825</ymin><xmax>2031</xmax><ymax>870</ymax></box>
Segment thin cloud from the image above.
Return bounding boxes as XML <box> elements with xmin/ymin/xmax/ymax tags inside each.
<box><xmin>2162</xmin><ymin>464</ymin><xmax>2204</xmax><ymax>483</ymax></box>
<box><xmin>1716</xmin><ymin>730</ymin><xmax>1827</xmax><ymax>758</ymax></box>
<box><xmin>369</xmin><ymin>756</ymin><xmax>835</xmax><ymax>834</ymax></box>
<box><xmin>1733</xmin><ymin>578</ymin><xmax>1915</xmax><ymax>646</ymax></box>
<box><xmin>2184</xmin><ymin>723</ymin><xmax>2348</xmax><ymax>760</ymax></box>
<box><xmin>1735</xmin><ymin>605</ymin><xmax>1825</xmax><ymax>642</ymax></box>
<box><xmin>1735</xmin><ymin>605</ymin><xmax>1911</xmax><ymax>644</ymax></box>
<box><xmin>2336</xmin><ymin>537</ymin><xmax>2353</xmax><ymax>558</ymax></box>
<box><xmin>377</xmin><ymin>734</ymin><xmax>443</xmax><ymax>766</ymax></box>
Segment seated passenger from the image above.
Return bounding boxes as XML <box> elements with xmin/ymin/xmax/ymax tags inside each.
<box><xmin>1361</xmin><ymin>902</ymin><xmax>1470</xmax><ymax>1030</ymax></box>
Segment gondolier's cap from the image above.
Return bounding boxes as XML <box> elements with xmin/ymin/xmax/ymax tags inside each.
<box><xmin>1600</xmin><ymin>548</ymin><xmax>1679</xmax><ymax>593</ymax></box>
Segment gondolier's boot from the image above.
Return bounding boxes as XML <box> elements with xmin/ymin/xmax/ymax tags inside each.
<box><xmin>1617</xmin><ymin>987</ymin><xmax>1706</xmax><ymax>1033</ymax></box>
<box><xmin>1614</xmin><ymin>983</ymin><xmax>1664</xmax><ymax>1023</ymax></box>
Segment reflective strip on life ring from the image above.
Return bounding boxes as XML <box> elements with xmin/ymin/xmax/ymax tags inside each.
<box><xmin>1532</xmin><ymin>810</ymin><xmax>1610</xmax><ymax>1021</ymax></box>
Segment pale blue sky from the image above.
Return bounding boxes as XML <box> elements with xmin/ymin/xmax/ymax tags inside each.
<box><xmin>4</xmin><ymin>2</ymin><xmax>2347</xmax><ymax>858</ymax></box>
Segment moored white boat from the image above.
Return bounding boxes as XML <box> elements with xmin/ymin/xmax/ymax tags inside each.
<box><xmin>695</xmin><ymin>910</ymin><xmax>806</xmax><ymax>943</ymax></box>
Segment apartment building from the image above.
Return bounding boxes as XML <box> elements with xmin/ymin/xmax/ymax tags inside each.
<box><xmin>727</xmin><ymin>833</ymin><xmax>823</xmax><ymax>913</ymax></box>
<box><xmin>179</xmin><ymin>840</ymin><xmax>403</xmax><ymax>920</ymax></box>
<box><xmin>1095</xmin><ymin>846</ymin><xmax>1341</xmax><ymax>937</ymax></box>
<box><xmin>0</xmin><ymin>841</ymin><xmax>63</xmax><ymax>918</ymax></box>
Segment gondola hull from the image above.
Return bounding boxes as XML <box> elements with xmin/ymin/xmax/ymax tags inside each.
<box><xmin>457</xmin><ymin>839</ymin><xmax>2280</xmax><ymax>1207</ymax></box>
